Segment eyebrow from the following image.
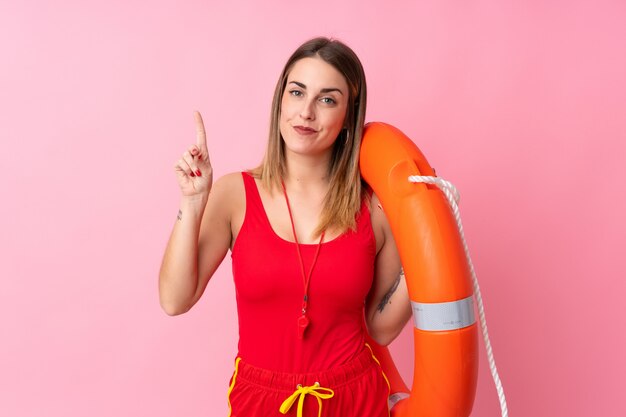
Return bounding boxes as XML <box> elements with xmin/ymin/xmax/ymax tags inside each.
<box><xmin>289</xmin><ymin>81</ymin><xmax>344</xmax><ymax>95</ymax></box>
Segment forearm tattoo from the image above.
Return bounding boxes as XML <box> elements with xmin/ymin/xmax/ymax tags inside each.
<box><xmin>377</xmin><ymin>267</ymin><xmax>404</xmax><ymax>313</ymax></box>
<box><xmin>177</xmin><ymin>209</ymin><xmax>182</xmax><ymax>221</ymax></box>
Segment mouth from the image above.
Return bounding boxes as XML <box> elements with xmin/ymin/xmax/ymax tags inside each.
<box><xmin>293</xmin><ymin>125</ymin><xmax>318</xmax><ymax>135</ymax></box>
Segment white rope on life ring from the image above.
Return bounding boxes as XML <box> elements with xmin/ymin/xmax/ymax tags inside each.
<box><xmin>408</xmin><ymin>175</ymin><xmax>509</xmax><ymax>417</ymax></box>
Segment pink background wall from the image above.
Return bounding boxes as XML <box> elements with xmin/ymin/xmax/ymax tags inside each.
<box><xmin>1</xmin><ymin>1</ymin><xmax>624</xmax><ymax>416</ymax></box>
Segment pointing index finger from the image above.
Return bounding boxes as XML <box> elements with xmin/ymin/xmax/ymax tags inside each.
<box><xmin>194</xmin><ymin>110</ymin><xmax>207</xmax><ymax>149</ymax></box>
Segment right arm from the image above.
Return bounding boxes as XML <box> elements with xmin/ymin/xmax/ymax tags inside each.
<box><xmin>158</xmin><ymin>111</ymin><xmax>233</xmax><ymax>316</ymax></box>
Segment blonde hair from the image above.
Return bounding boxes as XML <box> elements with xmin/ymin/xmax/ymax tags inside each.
<box><xmin>251</xmin><ymin>37</ymin><xmax>368</xmax><ymax>237</ymax></box>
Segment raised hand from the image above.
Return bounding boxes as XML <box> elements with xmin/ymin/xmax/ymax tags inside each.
<box><xmin>174</xmin><ymin>111</ymin><xmax>213</xmax><ymax>197</ymax></box>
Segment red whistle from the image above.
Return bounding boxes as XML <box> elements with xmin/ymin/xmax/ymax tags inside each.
<box><xmin>297</xmin><ymin>314</ymin><xmax>309</xmax><ymax>339</ymax></box>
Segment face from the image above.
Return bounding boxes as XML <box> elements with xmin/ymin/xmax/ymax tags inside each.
<box><xmin>279</xmin><ymin>57</ymin><xmax>349</xmax><ymax>158</ymax></box>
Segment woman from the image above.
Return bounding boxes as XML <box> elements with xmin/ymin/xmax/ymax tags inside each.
<box><xmin>159</xmin><ymin>37</ymin><xmax>412</xmax><ymax>417</ymax></box>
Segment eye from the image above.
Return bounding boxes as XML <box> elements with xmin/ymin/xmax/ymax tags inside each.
<box><xmin>320</xmin><ymin>97</ymin><xmax>336</xmax><ymax>105</ymax></box>
<box><xmin>289</xmin><ymin>90</ymin><xmax>303</xmax><ymax>97</ymax></box>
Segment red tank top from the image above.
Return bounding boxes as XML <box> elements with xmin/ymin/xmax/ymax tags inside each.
<box><xmin>231</xmin><ymin>172</ymin><xmax>376</xmax><ymax>373</ymax></box>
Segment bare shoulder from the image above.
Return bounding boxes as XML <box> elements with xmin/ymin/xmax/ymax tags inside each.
<box><xmin>213</xmin><ymin>171</ymin><xmax>245</xmax><ymax>190</ymax></box>
<box><xmin>208</xmin><ymin>172</ymin><xmax>245</xmax><ymax>213</ymax></box>
<box><xmin>210</xmin><ymin>172</ymin><xmax>244</xmax><ymax>200</ymax></box>
<box><xmin>206</xmin><ymin>172</ymin><xmax>246</xmax><ymax>243</ymax></box>
<box><xmin>369</xmin><ymin>192</ymin><xmax>391</xmax><ymax>253</ymax></box>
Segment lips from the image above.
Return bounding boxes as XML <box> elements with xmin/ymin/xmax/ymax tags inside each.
<box><xmin>293</xmin><ymin>125</ymin><xmax>317</xmax><ymax>135</ymax></box>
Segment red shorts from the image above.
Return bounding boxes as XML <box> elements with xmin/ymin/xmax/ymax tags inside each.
<box><xmin>227</xmin><ymin>345</ymin><xmax>390</xmax><ymax>417</ymax></box>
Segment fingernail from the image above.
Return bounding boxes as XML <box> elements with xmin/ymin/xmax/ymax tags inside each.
<box><xmin>190</xmin><ymin>172</ymin><xmax>196</xmax><ymax>177</ymax></box>
<box><xmin>196</xmin><ymin>170</ymin><xmax>202</xmax><ymax>176</ymax></box>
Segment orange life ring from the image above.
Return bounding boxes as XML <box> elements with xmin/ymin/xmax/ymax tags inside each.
<box><xmin>360</xmin><ymin>122</ymin><xmax>479</xmax><ymax>416</ymax></box>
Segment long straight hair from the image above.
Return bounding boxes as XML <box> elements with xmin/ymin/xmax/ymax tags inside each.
<box><xmin>251</xmin><ymin>37</ymin><xmax>368</xmax><ymax>237</ymax></box>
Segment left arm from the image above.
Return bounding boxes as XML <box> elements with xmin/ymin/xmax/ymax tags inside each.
<box><xmin>365</xmin><ymin>193</ymin><xmax>413</xmax><ymax>346</ymax></box>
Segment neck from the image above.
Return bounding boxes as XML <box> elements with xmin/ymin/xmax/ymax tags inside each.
<box><xmin>283</xmin><ymin>151</ymin><xmax>332</xmax><ymax>191</ymax></box>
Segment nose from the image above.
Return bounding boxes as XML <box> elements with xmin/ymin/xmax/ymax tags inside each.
<box><xmin>299</xmin><ymin>98</ymin><xmax>315</xmax><ymax>121</ymax></box>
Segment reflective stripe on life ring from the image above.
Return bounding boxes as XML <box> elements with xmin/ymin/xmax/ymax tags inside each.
<box><xmin>412</xmin><ymin>295</ymin><xmax>475</xmax><ymax>331</ymax></box>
